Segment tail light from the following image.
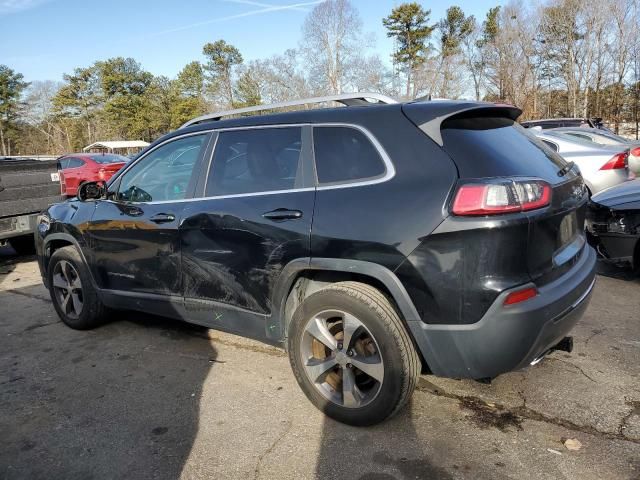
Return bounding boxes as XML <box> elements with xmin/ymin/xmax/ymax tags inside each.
<box><xmin>452</xmin><ymin>179</ymin><xmax>552</xmax><ymax>216</ymax></box>
<box><xmin>631</xmin><ymin>147</ymin><xmax>640</xmax><ymax>157</ymax></box>
<box><xmin>600</xmin><ymin>152</ymin><xmax>628</xmax><ymax>170</ymax></box>
<box><xmin>504</xmin><ymin>286</ymin><xmax>538</xmax><ymax>306</ymax></box>
<box><xmin>59</xmin><ymin>172</ymin><xmax>65</xmax><ymax>194</ymax></box>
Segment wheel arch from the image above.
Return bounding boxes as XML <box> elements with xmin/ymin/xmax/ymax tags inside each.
<box><xmin>272</xmin><ymin>258</ymin><xmax>429</xmax><ymax>372</ymax></box>
<box><xmin>43</xmin><ymin>233</ymin><xmax>95</xmax><ymax>288</ymax></box>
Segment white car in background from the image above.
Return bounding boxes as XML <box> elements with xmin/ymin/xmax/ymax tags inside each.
<box><xmin>547</xmin><ymin>127</ymin><xmax>640</xmax><ymax>174</ymax></box>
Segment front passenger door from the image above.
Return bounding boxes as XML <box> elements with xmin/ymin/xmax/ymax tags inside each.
<box><xmin>87</xmin><ymin>133</ymin><xmax>211</xmax><ymax>300</ymax></box>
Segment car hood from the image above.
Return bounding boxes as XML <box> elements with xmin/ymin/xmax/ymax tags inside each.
<box><xmin>591</xmin><ymin>179</ymin><xmax>640</xmax><ymax>209</ymax></box>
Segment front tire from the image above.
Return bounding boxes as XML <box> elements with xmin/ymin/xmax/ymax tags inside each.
<box><xmin>287</xmin><ymin>281</ymin><xmax>420</xmax><ymax>426</ymax></box>
<box><xmin>47</xmin><ymin>246</ymin><xmax>107</xmax><ymax>330</ymax></box>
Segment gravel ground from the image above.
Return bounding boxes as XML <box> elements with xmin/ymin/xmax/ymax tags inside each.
<box><xmin>0</xmin><ymin>245</ymin><xmax>638</xmax><ymax>480</ymax></box>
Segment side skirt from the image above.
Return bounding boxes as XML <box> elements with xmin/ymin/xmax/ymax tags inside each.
<box><xmin>98</xmin><ymin>289</ymin><xmax>281</xmax><ymax>347</ymax></box>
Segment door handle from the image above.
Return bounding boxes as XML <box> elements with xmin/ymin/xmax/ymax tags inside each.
<box><xmin>262</xmin><ymin>208</ymin><xmax>303</xmax><ymax>221</ymax></box>
<box><xmin>149</xmin><ymin>213</ymin><xmax>176</xmax><ymax>223</ymax></box>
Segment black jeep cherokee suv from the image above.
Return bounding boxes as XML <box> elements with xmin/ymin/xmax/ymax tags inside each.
<box><xmin>35</xmin><ymin>95</ymin><xmax>596</xmax><ymax>426</ymax></box>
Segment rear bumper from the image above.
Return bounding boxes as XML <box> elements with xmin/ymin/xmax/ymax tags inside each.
<box><xmin>589</xmin><ymin>231</ymin><xmax>638</xmax><ymax>265</ymax></box>
<box><xmin>411</xmin><ymin>244</ymin><xmax>597</xmax><ymax>379</ymax></box>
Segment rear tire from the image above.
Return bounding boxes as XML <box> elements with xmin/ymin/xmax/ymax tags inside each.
<box><xmin>47</xmin><ymin>246</ymin><xmax>108</xmax><ymax>330</ymax></box>
<box><xmin>287</xmin><ymin>281</ymin><xmax>420</xmax><ymax>426</ymax></box>
<box><xmin>9</xmin><ymin>234</ymin><xmax>36</xmax><ymax>256</ymax></box>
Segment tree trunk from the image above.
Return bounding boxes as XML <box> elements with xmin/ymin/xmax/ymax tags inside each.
<box><xmin>0</xmin><ymin>126</ymin><xmax>5</xmax><ymax>156</ymax></box>
<box><xmin>583</xmin><ymin>85</ymin><xmax>589</xmax><ymax>118</ymax></box>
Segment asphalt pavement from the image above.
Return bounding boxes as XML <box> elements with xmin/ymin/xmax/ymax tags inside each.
<box><xmin>0</xmin><ymin>245</ymin><xmax>638</xmax><ymax>480</ymax></box>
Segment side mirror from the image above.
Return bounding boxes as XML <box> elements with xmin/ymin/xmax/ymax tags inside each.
<box><xmin>77</xmin><ymin>181</ymin><xmax>106</xmax><ymax>202</ymax></box>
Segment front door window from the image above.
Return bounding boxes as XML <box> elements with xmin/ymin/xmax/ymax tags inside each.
<box><xmin>117</xmin><ymin>135</ymin><xmax>207</xmax><ymax>203</ymax></box>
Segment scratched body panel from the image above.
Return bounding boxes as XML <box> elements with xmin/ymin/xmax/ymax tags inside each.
<box><xmin>179</xmin><ymin>191</ymin><xmax>315</xmax><ymax>337</ymax></box>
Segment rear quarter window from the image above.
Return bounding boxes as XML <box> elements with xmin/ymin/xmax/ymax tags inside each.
<box><xmin>313</xmin><ymin>126</ymin><xmax>386</xmax><ymax>184</ymax></box>
<box><xmin>441</xmin><ymin>116</ymin><xmax>567</xmax><ymax>182</ymax></box>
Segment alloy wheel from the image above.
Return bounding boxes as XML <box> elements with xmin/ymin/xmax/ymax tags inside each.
<box><xmin>52</xmin><ymin>260</ymin><xmax>83</xmax><ymax>319</ymax></box>
<box><xmin>300</xmin><ymin>309</ymin><xmax>384</xmax><ymax>408</ymax></box>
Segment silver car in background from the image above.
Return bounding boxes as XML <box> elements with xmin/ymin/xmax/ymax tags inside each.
<box><xmin>546</xmin><ymin>127</ymin><xmax>640</xmax><ymax>174</ymax></box>
<box><xmin>532</xmin><ymin>130</ymin><xmax>632</xmax><ymax>195</ymax></box>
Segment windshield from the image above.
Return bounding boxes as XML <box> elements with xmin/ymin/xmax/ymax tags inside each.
<box><xmin>90</xmin><ymin>154</ymin><xmax>128</xmax><ymax>164</ymax></box>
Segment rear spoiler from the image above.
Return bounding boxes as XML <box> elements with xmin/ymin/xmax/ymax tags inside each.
<box><xmin>402</xmin><ymin>101</ymin><xmax>522</xmax><ymax>146</ymax></box>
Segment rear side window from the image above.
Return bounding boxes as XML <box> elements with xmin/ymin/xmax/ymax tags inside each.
<box><xmin>67</xmin><ymin>158</ymin><xmax>85</xmax><ymax>168</ymax></box>
<box><xmin>441</xmin><ymin>116</ymin><xmax>567</xmax><ymax>182</ymax></box>
<box><xmin>206</xmin><ymin>127</ymin><xmax>302</xmax><ymax>196</ymax></box>
<box><xmin>91</xmin><ymin>154</ymin><xmax>128</xmax><ymax>164</ymax></box>
<box><xmin>313</xmin><ymin>126</ymin><xmax>385</xmax><ymax>184</ymax></box>
<box><xmin>590</xmin><ymin>132</ymin><xmax>626</xmax><ymax>145</ymax></box>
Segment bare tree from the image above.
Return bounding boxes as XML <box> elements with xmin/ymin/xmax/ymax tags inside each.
<box><xmin>461</xmin><ymin>18</ymin><xmax>484</xmax><ymax>100</ymax></box>
<box><xmin>349</xmin><ymin>55</ymin><xmax>394</xmax><ymax>94</ymax></box>
<box><xmin>24</xmin><ymin>80</ymin><xmax>64</xmax><ymax>152</ymax></box>
<box><xmin>252</xmin><ymin>50</ymin><xmax>311</xmax><ymax>103</ymax></box>
<box><xmin>301</xmin><ymin>0</ymin><xmax>363</xmax><ymax>94</ymax></box>
<box><xmin>608</xmin><ymin>0</ymin><xmax>635</xmax><ymax>131</ymax></box>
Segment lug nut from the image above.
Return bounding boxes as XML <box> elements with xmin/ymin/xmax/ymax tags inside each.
<box><xmin>347</xmin><ymin>350</ymin><xmax>353</xmax><ymax>357</ymax></box>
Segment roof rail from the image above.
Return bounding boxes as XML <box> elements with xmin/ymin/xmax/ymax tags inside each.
<box><xmin>180</xmin><ymin>92</ymin><xmax>398</xmax><ymax>129</ymax></box>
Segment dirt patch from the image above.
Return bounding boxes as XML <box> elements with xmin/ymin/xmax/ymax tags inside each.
<box><xmin>459</xmin><ymin>397</ymin><xmax>523</xmax><ymax>432</ymax></box>
<box><xmin>626</xmin><ymin>400</ymin><xmax>640</xmax><ymax>415</ymax></box>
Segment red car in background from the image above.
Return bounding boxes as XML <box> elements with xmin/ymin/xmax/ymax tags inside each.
<box><xmin>57</xmin><ymin>153</ymin><xmax>129</xmax><ymax>197</ymax></box>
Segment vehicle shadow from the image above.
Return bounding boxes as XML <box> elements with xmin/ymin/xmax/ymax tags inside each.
<box><xmin>314</xmin><ymin>397</ymin><xmax>516</xmax><ymax>480</ymax></box>
<box><xmin>595</xmin><ymin>258</ymin><xmax>639</xmax><ymax>282</ymax></box>
<box><xmin>314</xmin><ymin>404</ymin><xmax>455</xmax><ymax>480</ymax></box>
<box><xmin>0</xmin><ymin>286</ymin><xmax>215</xmax><ymax>480</ymax></box>
<box><xmin>0</xmin><ymin>244</ymin><xmax>21</xmax><ymax>286</ymax></box>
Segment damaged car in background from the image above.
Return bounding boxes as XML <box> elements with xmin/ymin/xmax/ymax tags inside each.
<box><xmin>587</xmin><ymin>179</ymin><xmax>640</xmax><ymax>272</ymax></box>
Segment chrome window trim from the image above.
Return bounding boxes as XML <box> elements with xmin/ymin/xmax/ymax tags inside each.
<box><xmin>134</xmin><ymin>187</ymin><xmax>317</xmax><ymax>205</ymax></box>
<box><xmin>110</xmin><ymin>122</ymin><xmax>395</xmax><ymax>206</ymax></box>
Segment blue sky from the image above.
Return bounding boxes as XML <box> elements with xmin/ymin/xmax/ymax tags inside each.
<box><xmin>1</xmin><ymin>0</ymin><xmax>501</xmax><ymax>82</ymax></box>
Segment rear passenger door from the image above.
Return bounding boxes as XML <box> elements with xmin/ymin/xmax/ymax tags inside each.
<box><xmin>180</xmin><ymin>126</ymin><xmax>315</xmax><ymax>341</ymax></box>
